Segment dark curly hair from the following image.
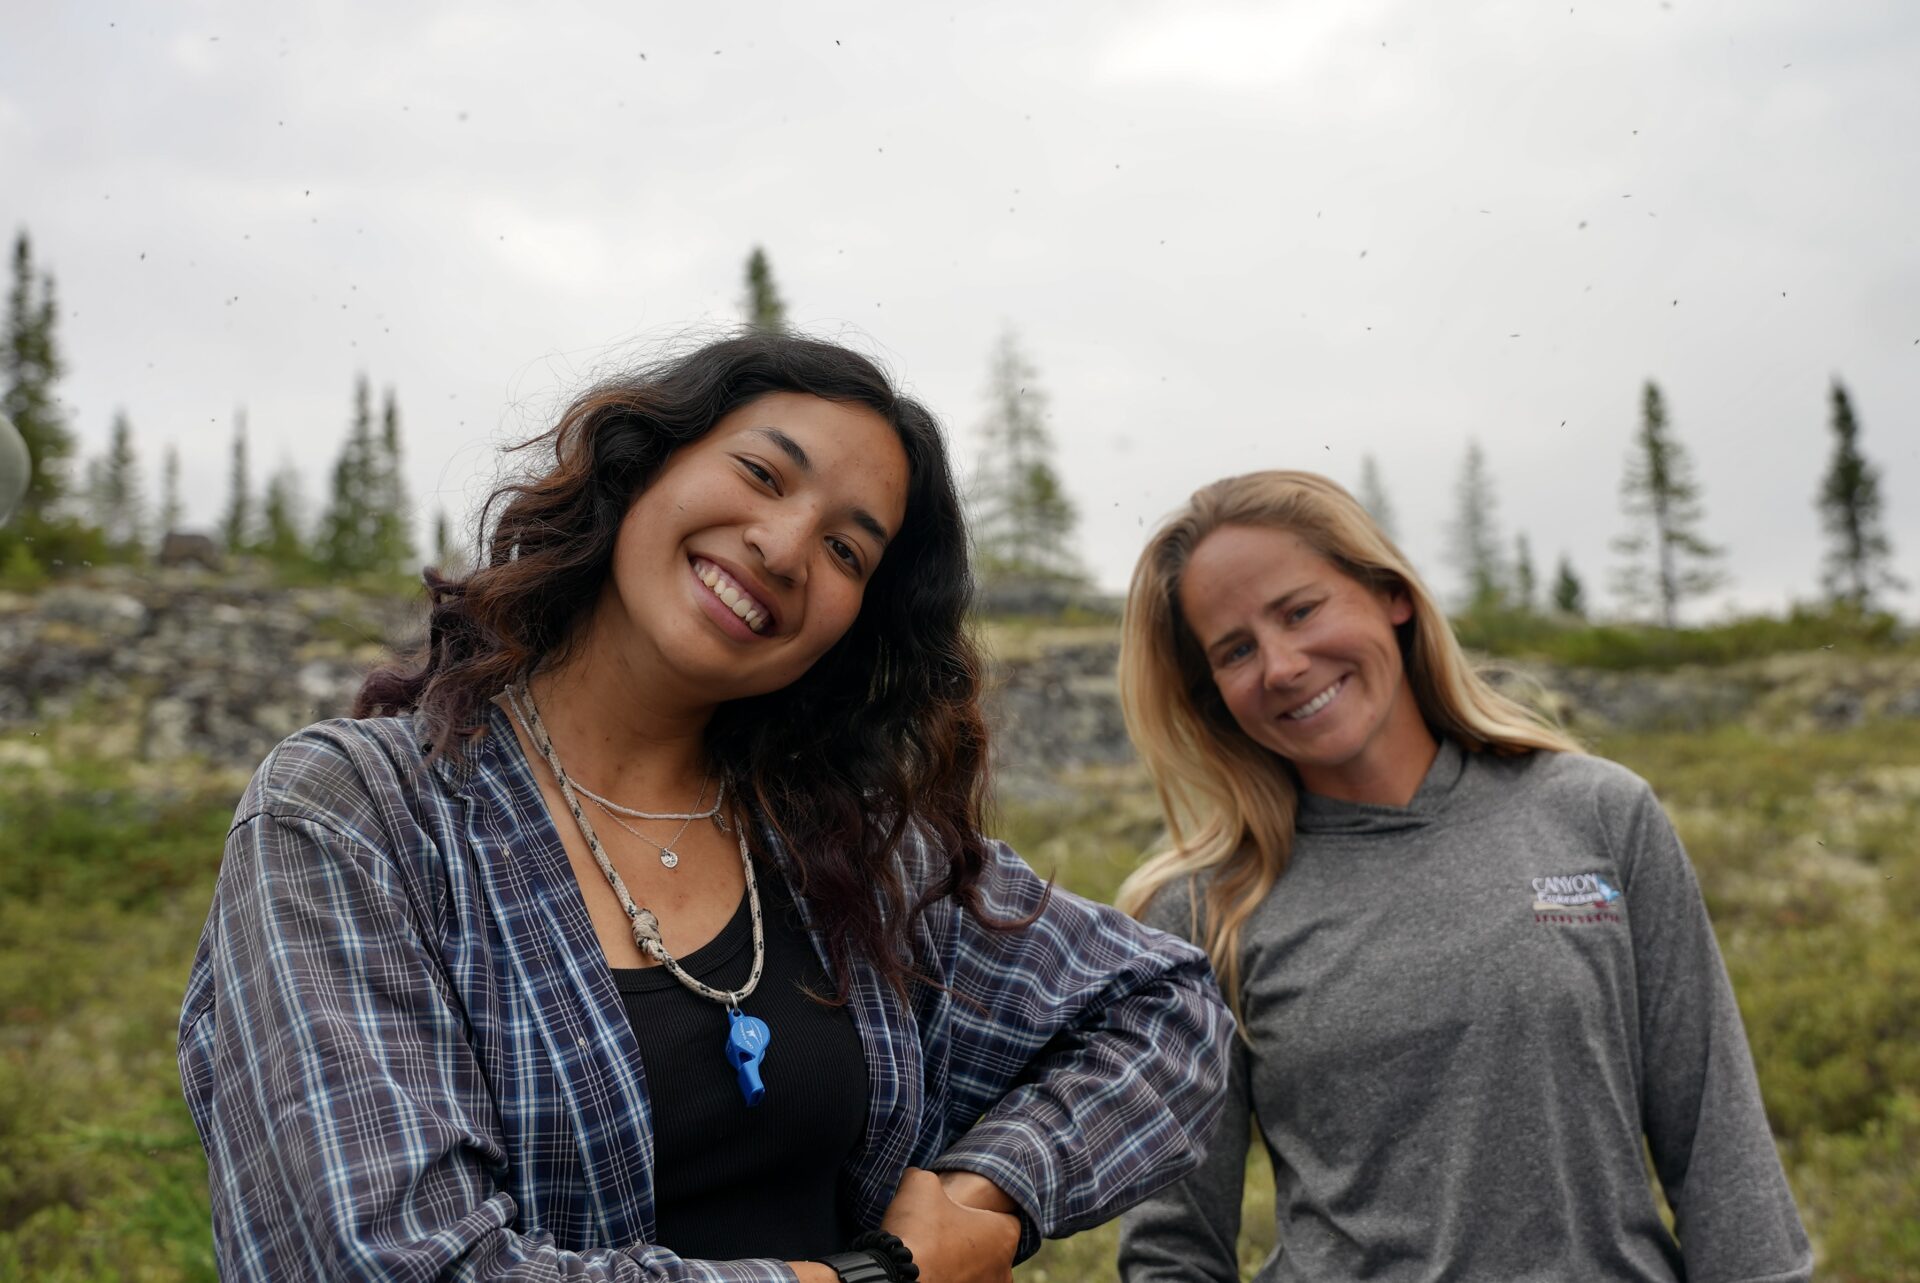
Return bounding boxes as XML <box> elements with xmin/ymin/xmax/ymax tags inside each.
<box><xmin>355</xmin><ymin>332</ymin><xmax>998</xmax><ymax>997</ymax></box>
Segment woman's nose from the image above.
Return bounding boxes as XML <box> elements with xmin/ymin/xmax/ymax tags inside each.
<box><xmin>744</xmin><ymin>517</ymin><xmax>809</xmax><ymax>585</ymax></box>
<box><xmin>1260</xmin><ymin>640</ymin><xmax>1311</xmax><ymax>690</ymax></box>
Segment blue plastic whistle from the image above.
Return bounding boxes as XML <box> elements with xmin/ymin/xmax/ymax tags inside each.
<box><xmin>726</xmin><ymin>1009</ymin><xmax>771</xmax><ymax>1107</ymax></box>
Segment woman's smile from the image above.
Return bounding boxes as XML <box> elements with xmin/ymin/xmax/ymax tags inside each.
<box><xmin>690</xmin><ymin>556</ymin><xmax>775</xmax><ymax>636</ymax></box>
<box><xmin>1280</xmin><ymin>674</ymin><xmax>1346</xmax><ymax>722</ymax></box>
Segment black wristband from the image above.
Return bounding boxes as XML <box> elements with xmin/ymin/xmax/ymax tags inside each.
<box><xmin>850</xmin><ymin>1230</ymin><xmax>919</xmax><ymax>1282</ymax></box>
<box><xmin>810</xmin><ymin>1250</ymin><xmax>894</xmax><ymax>1283</ymax></box>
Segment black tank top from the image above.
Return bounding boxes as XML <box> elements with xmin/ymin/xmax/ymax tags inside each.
<box><xmin>610</xmin><ymin>863</ymin><xmax>869</xmax><ymax>1261</ymax></box>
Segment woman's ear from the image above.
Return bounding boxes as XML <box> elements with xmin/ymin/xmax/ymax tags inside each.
<box><xmin>1387</xmin><ymin>587</ymin><xmax>1415</xmax><ymax>626</ymax></box>
<box><xmin>1365</xmin><ymin>569</ymin><xmax>1417</xmax><ymax>627</ymax></box>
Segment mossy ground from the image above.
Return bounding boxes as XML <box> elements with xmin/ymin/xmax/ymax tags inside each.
<box><xmin>3</xmin><ymin>717</ymin><xmax>1915</xmax><ymax>1280</ymax></box>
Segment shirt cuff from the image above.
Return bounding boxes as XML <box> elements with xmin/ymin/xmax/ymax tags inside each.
<box><xmin>925</xmin><ymin>1149</ymin><xmax>1044</xmax><ymax>1264</ymax></box>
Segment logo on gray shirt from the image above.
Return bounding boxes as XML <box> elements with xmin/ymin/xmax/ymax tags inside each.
<box><xmin>1531</xmin><ymin>872</ymin><xmax>1623</xmax><ymax>924</ymax></box>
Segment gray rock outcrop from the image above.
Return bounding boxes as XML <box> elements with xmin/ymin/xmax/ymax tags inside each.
<box><xmin>0</xmin><ymin>569</ymin><xmax>422</xmax><ymax>768</ymax></box>
<box><xmin>4</xmin><ymin>575</ymin><xmax>1918</xmax><ymax>785</ymax></box>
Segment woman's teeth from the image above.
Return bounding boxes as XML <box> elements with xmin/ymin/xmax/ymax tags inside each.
<box><xmin>1286</xmin><ymin>679</ymin><xmax>1343</xmax><ymax>719</ymax></box>
<box><xmin>695</xmin><ymin>562</ymin><xmax>769</xmax><ymax>633</ymax></box>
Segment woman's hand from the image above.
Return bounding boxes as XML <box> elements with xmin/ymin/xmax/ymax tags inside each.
<box><xmin>881</xmin><ymin>1167</ymin><xmax>1022</xmax><ymax>1283</ymax></box>
<box><xmin>935</xmin><ymin>1169</ymin><xmax>1021</xmax><ymax>1217</ymax></box>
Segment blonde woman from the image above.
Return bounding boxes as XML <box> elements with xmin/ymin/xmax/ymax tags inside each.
<box><xmin>1113</xmin><ymin>471</ymin><xmax>1809</xmax><ymax>1282</ymax></box>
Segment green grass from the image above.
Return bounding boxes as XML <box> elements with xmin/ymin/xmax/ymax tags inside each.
<box><xmin>5</xmin><ymin>713</ymin><xmax>1918</xmax><ymax>1280</ymax></box>
<box><xmin>974</xmin><ymin>615</ymin><xmax>1122</xmax><ymax>664</ymax></box>
<box><xmin>988</xmin><ymin>767</ymin><xmax>1165</xmax><ymax>908</ymax></box>
<box><xmin>0</xmin><ymin>756</ymin><xmax>231</xmax><ymax>1282</ymax></box>
<box><xmin>1453</xmin><ymin>602</ymin><xmax>1913</xmax><ymax>671</ymax></box>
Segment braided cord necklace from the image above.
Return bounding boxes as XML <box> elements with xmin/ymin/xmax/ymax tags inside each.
<box><xmin>572</xmin><ymin>773</ymin><xmax>728</xmax><ymax>824</ymax></box>
<box><xmin>503</xmin><ymin>684</ymin><xmax>774</xmax><ymax>1103</ymax></box>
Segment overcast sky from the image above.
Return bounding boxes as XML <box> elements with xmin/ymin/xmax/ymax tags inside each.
<box><xmin>5</xmin><ymin>0</ymin><xmax>1916</xmax><ymax>614</ymax></box>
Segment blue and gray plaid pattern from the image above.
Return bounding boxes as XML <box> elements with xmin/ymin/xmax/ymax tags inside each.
<box><xmin>180</xmin><ymin>707</ymin><xmax>1230</xmax><ymax>1280</ymax></box>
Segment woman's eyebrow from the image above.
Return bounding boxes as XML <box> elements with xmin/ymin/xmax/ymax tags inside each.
<box><xmin>1201</xmin><ymin>585</ymin><xmax>1312</xmax><ymax>652</ymax></box>
<box><xmin>751</xmin><ymin>426</ymin><xmax>891</xmax><ymax>546</ymax></box>
<box><xmin>751</xmin><ymin>426</ymin><xmax>811</xmax><ymax>471</ymax></box>
<box><xmin>1260</xmin><ymin>585</ymin><xmax>1319</xmax><ymax>621</ymax></box>
<box><xmin>1201</xmin><ymin>623</ymin><xmax>1245</xmax><ymax>655</ymax></box>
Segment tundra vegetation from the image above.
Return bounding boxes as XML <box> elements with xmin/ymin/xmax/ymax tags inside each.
<box><xmin>2</xmin><ymin>604</ymin><xmax>1917</xmax><ymax>1282</ymax></box>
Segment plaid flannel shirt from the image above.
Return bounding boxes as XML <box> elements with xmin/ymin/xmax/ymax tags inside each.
<box><xmin>179</xmin><ymin>709</ymin><xmax>1231</xmax><ymax>1281</ymax></box>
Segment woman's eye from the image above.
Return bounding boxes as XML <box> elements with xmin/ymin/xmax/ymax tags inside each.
<box><xmin>827</xmin><ymin>537</ymin><xmax>861</xmax><ymax>570</ymax></box>
<box><xmin>740</xmin><ymin>459</ymin><xmax>776</xmax><ymax>488</ymax></box>
<box><xmin>1218</xmin><ymin>640</ymin><xmax>1253</xmax><ymax>666</ymax></box>
<box><xmin>1287</xmin><ymin>602</ymin><xmax>1318</xmax><ymax>624</ymax></box>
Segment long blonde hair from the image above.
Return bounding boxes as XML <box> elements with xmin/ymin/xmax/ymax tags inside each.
<box><xmin>1115</xmin><ymin>470</ymin><xmax>1581</xmax><ymax>1018</ymax></box>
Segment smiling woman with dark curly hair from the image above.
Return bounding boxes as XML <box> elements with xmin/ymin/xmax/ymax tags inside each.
<box><xmin>178</xmin><ymin>332</ymin><xmax>1231</xmax><ymax>1283</ymax></box>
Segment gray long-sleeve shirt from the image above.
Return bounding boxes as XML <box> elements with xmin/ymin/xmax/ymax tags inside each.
<box><xmin>1118</xmin><ymin>739</ymin><xmax>1811</xmax><ymax>1282</ymax></box>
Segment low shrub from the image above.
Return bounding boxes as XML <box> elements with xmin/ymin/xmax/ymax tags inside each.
<box><xmin>1455</xmin><ymin>604</ymin><xmax>1909</xmax><ymax>671</ymax></box>
<box><xmin>1792</xmin><ymin>1093</ymin><xmax>1920</xmax><ymax>1282</ymax></box>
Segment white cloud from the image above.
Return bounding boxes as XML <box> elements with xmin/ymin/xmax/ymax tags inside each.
<box><xmin>165</xmin><ymin>30</ymin><xmax>223</xmax><ymax>78</ymax></box>
<box><xmin>472</xmin><ymin>203</ymin><xmax>619</xmax><ymax>296</ymax></box>
<box><xmin>1092</xmin><ymin>0</ymin><xmax>1397</xmax><ymax>92</ymax></box>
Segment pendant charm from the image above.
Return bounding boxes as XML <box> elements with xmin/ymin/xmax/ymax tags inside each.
<box><xmin>725</xmin><ymin>1008</ymin><xmax>771</xmax><ymax>1107</ymax></box>
<box><xmin>659</xmin><ymin>849</ymin><xmax>679</xmax><ymax>869</ymax></box>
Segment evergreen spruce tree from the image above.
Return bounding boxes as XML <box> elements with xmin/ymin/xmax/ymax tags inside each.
<box><xmin>1445</xmin><ymin>439</ymin><xmax>1506</xmax><ymax>612</ymax></box>
<box><xmin>1551</xmin><ymin>555</ymin><xmax>1586</xmax><ymax>617</ymax></box>
<box><xmin>1513</xmin><ymin>532</ymin><xmax>1537</xmax><ymax>612</ymax></box>
<box><xmin>319</xmin><ymin>376</ymin><xmax>378</xmax><ymax>573</ymax></box>
<box><xmin>970</xmin><ymin>329</ymin><xmax>1081</xmax><ymax>582</ymax></box>
<box><xmin>158</xmin><ymin>444</ymin><xmax>182</xmax><ymax>543</ymax></box>
<box><xmin>222</xmin><ymin>408</ymin><xmax>252</xmax><ymax>553</ymax></box>
<box><xmin>259</xmin><ymin>464</ymin><xmax>307</xmax><ymax>568</ymax></box>
<box><xmin>1</xmin><ymin>232</ymin><xmax>73</xmax><ymax>523</ymax></box>
<box><xmin>370</xmin><ymin>387</ymin><xmax>413</xmax><ymax>574</ymax></box>
<box><xmin>742</xmin><ymin>248</ymin><xmax>788</xmax><ymax>334</ymax></box>
<box><xmin>1611</xmin><ymin>381</ymin><xmax>1723</xmax><ymax>628</ymax></box>
<box><xmin>1357</xmin><ymin>454</ymin><xmax>1399</xmax><ymax>543</ymax></box>
<box><xmin>1817</xmin><ymin>379</ymin><xmax>1902</xmax><ymax>610</ymax></box>
<box><xmin>93</xmin><ymin>410</ymin><xmax>145</xmax><ymax>556</ymax></box>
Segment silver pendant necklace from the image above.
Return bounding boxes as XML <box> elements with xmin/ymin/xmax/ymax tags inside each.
<box><xmin>503</xmin><ymin>684</ymin><xmax>772</xmax><ymax>1105</ymax></box>
<box><xmin>565</xmin><ymin>752</ymin><xmax>722</xmax><ymax>869</ymax></box>
<box><xmin>583</xmin><ymin>793</ymin><xmax>700</xmax><ymax>869</ymax></box>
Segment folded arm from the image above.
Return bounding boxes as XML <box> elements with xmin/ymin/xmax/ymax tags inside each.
<box><xmin>915</xmin><ymin>842</ymin><xmax>1235</xmax><ymax>1260</ymax></box>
